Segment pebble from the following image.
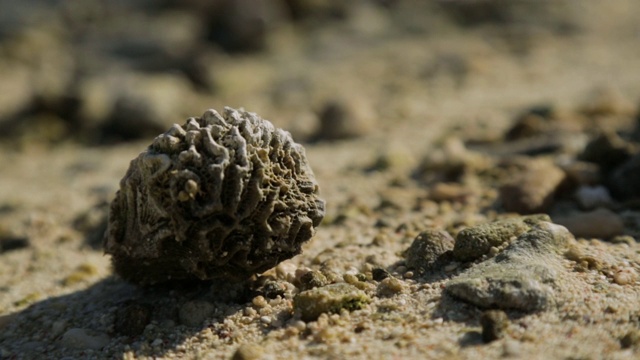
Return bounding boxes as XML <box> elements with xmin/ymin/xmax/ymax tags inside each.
<box><xmin>612</xmin><ymin>268</ymin><xmax>638</xmax><ymax>285</ymax></box>
<box><xmin>446</xmin><ymin>222</ymin><xmax>572</xmax><ymax>312</ymax></box>
<box><xmin>574</xmin><ymin>185</ymin><xmax>612</xmax><ymax>210</ymax></box>
<box><xmin>429</xmin><ymin>183</ymin><xmax>472</xmax><ymax>203</ymax></box>
<box><xmin>502</xmin><ymin>339</ymin><xmax>522</xmax><ymax>357</ymax></box>
<box><xmin>178</xmin><ymin>300</ymin><xmax>215</xmax><ymax>327</ymax></box>
<box><xmin>294</xmin><ymin>283</ymin><xmax>370</xmax><ymax>321</ymax></box>
<box><xmin>404</xmin><ymin>229</ymin><xmax>455</xmax><ymax>272</ymax></box>
<box><xmin>60</xmin><ymin>328</ymin><xmax>110</xmax><ymax>350</ymax></box>
<box><xmin>372</xmin><ymin>267</ymin><xmax>391</xmax><ymax>281</ymax></box>
<box><xmin>553</xmin><ymin>208</ymin><xmax>624</xmax><ymax>239</ymax></box>
<box><xmin>499</xmin><ymin>160</ymin><xmax>565</xmax><ymax>214</ymax></box>
<box><xmin>298</xmin><ymin>270</ymin><xmax>328</xmax><ymax>291</ymax></box>
<box><xmin>377</xmin><ymin>277</ymin><xmax>406</xmax><ymax>297</ymax></box>
<box><xmin>561</xmin><ymin>160</ymin><xmax>601</xmax><ymax>186</ymax></box>
<box><xmin>313</xmin><ymin>98</ymin><xmax>373</xmax><ymax>141</ymax></box>
<box><xmin>580</xmin><ymin>131</ymin><xmax>635</xmax><ymax>172</ymax></box>
<box><xmin>480</xmin><ymin>310</ymin><xmax>509</xmax><ymax>343</ymax></box>
<box><xmin>232</xmin><ymin>343</ymin><xmax>265</xmax><ymax>360</ymax></box>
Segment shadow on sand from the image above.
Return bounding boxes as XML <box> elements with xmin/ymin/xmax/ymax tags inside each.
<box><xmin>0</xmin><ymin>275</ymin><xmax>266</xmax><ymax>359</ymax></box>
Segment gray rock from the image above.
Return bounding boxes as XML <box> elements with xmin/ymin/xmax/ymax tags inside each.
<box><xmin>445</xmin><ymin>222</ymin><xmax>572</xmax><ymax>312</ymax></box>
<box><xmin>554</xmin><ymin>208</ymin><xmax>624</xmax><ymax>239</ymax></box>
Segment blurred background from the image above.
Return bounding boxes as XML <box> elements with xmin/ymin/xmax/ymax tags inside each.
<box><xmin>0</xmin><ymin>0</ymin><xmax>639</xmax><ymax>149</ymax></box>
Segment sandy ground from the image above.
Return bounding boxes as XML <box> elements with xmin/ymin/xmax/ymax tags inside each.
<box><xmin>2</xmin><ymin>2</ymin><xmax>640</xmax><ymax>359</ymax></box>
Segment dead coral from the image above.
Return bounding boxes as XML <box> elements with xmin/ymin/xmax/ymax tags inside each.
<box><xmin>105</xmin><ymin>107</ymin><xmax>325</xmax><ymax>285</ymax></box>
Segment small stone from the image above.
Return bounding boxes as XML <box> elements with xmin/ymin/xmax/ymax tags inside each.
<box><xmin>313</xmin><ymin>99</ymin><xmax>373</xmax><ymax>141</ymax></box>
<box><xmin>405</xmin><ymin>229</ymin><xmax>455</xmax><ymax>272</ymax></box>
<box><xmin>502</xmin><ymin>339</ymin><xmax>522</xmax><ymax>357</ymax></box>
<box><xmin>480</xmin><ymin>310</ymin><xmax>509</xmax><ymax>343</ymax></box>
<box><xmin>60</xmin><ymin>328</ymin><xmax>110</xmax><ymax>350</ymax></box>
<box><xmin>429</xmin><ymin>183</ymin><xmax>471</xmax><ymax>203</ymax></box>
<box><xmin>580</xmin><ymin>131</ymin><xmax>635</xmax><ymax>172</ymax></box>
<box><xmin>575</xmin><ymin>185</ymin><xmax>612</xmax><ymax>210</ymax></box>
<box><xmin>114</xmin><ymin>302</ymin><xmax>152</xmax><ymax>337</ymax></box>
<box><xmin>446</xmin><ymin>222</ymin><xmax>573</xmax><ymax>312</ymax></box>
<box><xmin>620</xmin><ymin>329</ymin><xmax>640</xmax><ymax>349</ymax></box>
<box><xmin>499</xmin><ymin>160</ymin><xmax>566</xmax><ymax>214</ymax></box>
<box><xmin>232</xmin><ymin>343</ymin><xmax>264</xmax><ymax>360</ymax></box>
<box><xmin>452</xmin><ymin>215</ymin><xmax>549</xmax><ymax>262</ymax></box>
<box><xmin>260</xmin><ymin>280</ymin><xmax>286</xmax><ymax>299</ymax></box>
<box><xmin>372</xmin><ymin>267</ymin><xmax>391</xmax><ymax>281</ymax></box>
<box><xmin>554</xmin><ymin>208</ymin><xmax>624</xmax><ymax>239</ymax></box>
<box><xmin>294</xmin><ymin>283</ymin><xmax>370</xmax><ymax>321</ymax></box>
<box><xmin>613</xmin><ymin>268</ymin><xmax>638</xmax><ymax>285</ymax></box>
<box><xmin>377</xmin><ymin>277</ymin><xmax>406</xmax><ymax>297</ymax></box>
<box><xmin>561</xmin><ymin>161</ymin><xmax>601</xmax><ymax>186</ymax></box>
<box><xmin>178</xmin><ymin>300</ymin><xmax>215</xmax><ymax>327</ymax></box>
<box><xmin>252</xmin><ymin>296</ymin><xmax>269</xmax><ymax>308</ymax></box>
<box><xmin>298</xmin><ymin>270</ymin><xmax>328</xmax><ymax>291</ymax></box>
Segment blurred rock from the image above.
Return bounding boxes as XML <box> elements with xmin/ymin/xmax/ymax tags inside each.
<box><xmin>97</xmin><ymin>73</ymin><xmax>194</xmax><ymax>143</ymax></box>
<box><xmin>205</xmin><ymin>0</ymin><xmax>285</xmax><ymax>53</ymax></box>
<box><xmin>580</xmin><ymin>87</ymin><xmax>636</xmax><ymax>118</ymax></box>
<box><xmin>560</xmin><ymin>160</ymin><xmax>601</xmax><ymax>186</ymax></box>
<box><xmin>0</xmin><ymin>234</ymin><xmax>30</xmax><ymax>254</ymax></box>
<box><xmin>608</xmin><ymin>153</ymin><xmax>640</xmax><ymax>201</ymax></box>
<box><xmin>499</xmin><ymin>160</ymin><xmax>566</xmax><ymax>214</ymax></box>
<box><xmin>480</xmin><ymin>310</ymin><xmax>509</xmax><ymax>343</ymax></box>
<box><xmin>312</xmin><ymin>99</ymin><xmax>374</xmax><ymax>141</ymax></box>
<box><xmin>505</xmin><ymin>105</ymin><xmax>553</xmax><ymax>138</ymax></box>
<box><xmin>60</xmin><ymin>328</ymin><xmax>110</xmax><ymax>350</ymax></box>
<box><xmin>283</xmin><ymin>0</ymin><xmax>352</xmax><ymax>22</ymax></box>
<box><xmin>574</xmin><ymin>185</ymin><xmax>612</xmax><ymax>210</ymax></box>
<box><xmin>580</xmin><ymin>131</ymin><xmax>636</xmax><ymax>173</ymax></box>
<box><xmin>553</xmin><ymin>208</ymin><xmax>624</xmax><ymax>239</ymax></box>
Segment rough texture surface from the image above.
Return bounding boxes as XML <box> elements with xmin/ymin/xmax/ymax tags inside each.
<box><xmin>404</xmin><ymin>229</ymin><xmax>455</xmax><ymax>272</ymax></box>
<box><xmin>446</xmin><ymin>222</ymin><xmax>572</xmax><ymax>312</ymax></box>
<box><xmin>452</xmin><ymin>214</ymin><xmax>550</xmax><ymax>262</ymax></box>
<box><xmin>105</xmin><ymin>107</ymin><xmax>325</xmax><ymax>284</ymax></box>
<box><xmin>294</xmin><ymin>283</ymin><xmax>370</xmax><ymax>321</ymax></box>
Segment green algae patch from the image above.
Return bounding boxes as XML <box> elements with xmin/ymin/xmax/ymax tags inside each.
<box><xmin>294</xmin><ymin>283</ymin><xmax>370</xmax><ymax>321</ymax></box>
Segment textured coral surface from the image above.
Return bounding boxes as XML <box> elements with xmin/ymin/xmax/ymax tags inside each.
<box><xmin>105</xmin><ymin>107</ymin><xmax>325</xmax><ymax>284</ymax></box>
